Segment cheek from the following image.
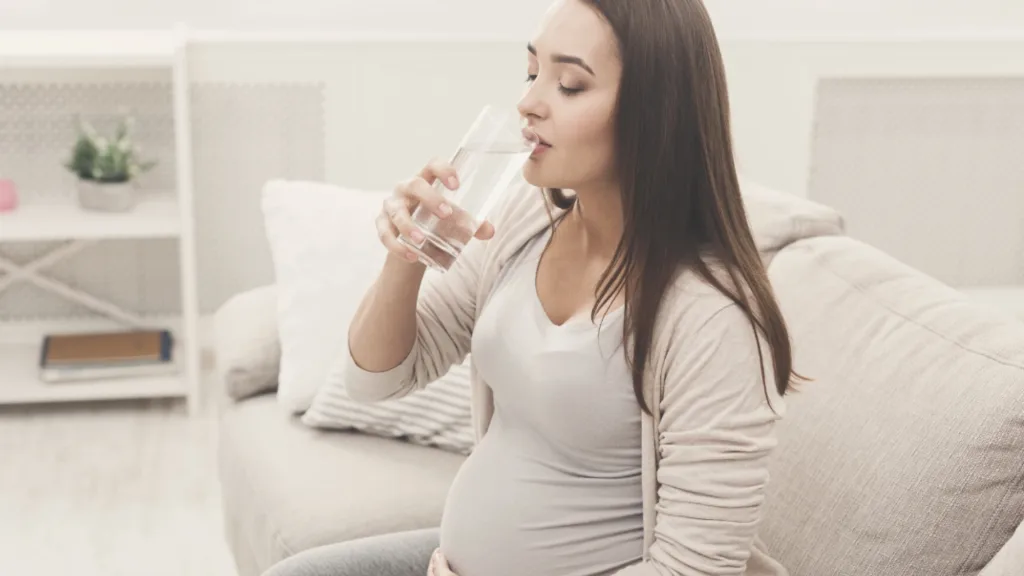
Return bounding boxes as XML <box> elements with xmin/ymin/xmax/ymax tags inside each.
<box><xmin>523</xmin><ymin>95</ymin><xmax>617</xmax><ymax>189</ymax></box>
<box><xmin>560</xmin><ymin>99</ymin><xmax>616</xmax><ymax>175</ymax></box>
<box><xmin>563</xmin><ymin>101</ymin><xmax>614</xmax><ymax>151</ymax></box>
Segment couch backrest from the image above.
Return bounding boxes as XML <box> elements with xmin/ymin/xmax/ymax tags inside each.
<box><xmin>761</xmin><ymin>235</ymin><xmax>1024</xmax><ymax>576</ymax></box>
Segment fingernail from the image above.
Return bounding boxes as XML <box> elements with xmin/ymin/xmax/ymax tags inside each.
<box><xmin>447</xmin><ymin>177</ymin><xmax>458</xmax><ymax>189</ymax></box>
<box><xmin>410</xmin><ymin>229</ymin><xmax>424</xmax><ymax>242</ymax></box>
<box><xmin>406</xmin><ymin>252</ymin><xmax>418</xmax><ymax>262</ymax></box>
<box><xmin>438</xmin><ymin>203</ymin><xmax>453</xmax><ymax>217</ymax></box>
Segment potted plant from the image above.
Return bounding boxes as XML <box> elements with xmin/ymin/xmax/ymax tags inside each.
<box><xmin>64</xmin><ymin>115</ymin><xmax>156</xmax><ymax>212</ymax></box>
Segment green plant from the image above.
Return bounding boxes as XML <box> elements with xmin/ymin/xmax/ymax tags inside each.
<box><xmin>64</xmin><ymin>115</ymin><xmax>156</xmax><ymax>184</ymax></box>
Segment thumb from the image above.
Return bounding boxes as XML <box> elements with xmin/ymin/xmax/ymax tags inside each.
<box><xmin>436</xmin><ymin>551</ymin><xmax>456</xmax><ymax>576</ymax></box>
<box><xmin>474</xmin><ymin>220</ymin><xmax>495</xmax><ymax>240</ymax></box>
<box><xmin>430</xmin><ymin>549</ymin><xmax>452</xmax><ymax>576</ymax></box>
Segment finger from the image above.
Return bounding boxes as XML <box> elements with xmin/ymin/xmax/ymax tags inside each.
<box><xmin>427</xmin><ymin>549</ymin><xmax>438</xmax><ymax>576</ymax></box>
<box><xmin>474</xmin><ymin>220</ymin><xmax>495</xmax><ymax>240</ymax></box>
<box><xmin>387</xmin><ymin>201</ymin><xmax>425</xmax><ymax>245</ymax></box>
<box><xmin>393</xmin><ymin>179</ymin><xmax>419</xmax><ymax>210</ymax></box>
<box><xmin>383</xmin><ymin>196</ymin><xmax>422</xmax><ymax>241</ymax></box>
<box><xmin>405</xmin><ymin>177</ymin><xmax>455</xmax><ymax>219</ymax></box>
<box><xmin>376</xmin><ymin>214</ymin><xmax>419</xmax><ymax>262</ymax></box>
<box><xmin>384</xmin><ymin>194</ymin><xmax>414</xmax><ymax>220</ymax></box>
<box><xmin>436</xmin><ymin>551</ymin><xmax>454</xmax><ymax>576</ymax></box>
<box><xmin>418</xmin><ymin>158</ymin><xmax>460</xmax><ymax>190</ymax></box>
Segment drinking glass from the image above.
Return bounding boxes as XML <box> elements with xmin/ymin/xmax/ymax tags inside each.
<box><xmin>397</xmin><ymin>105</ymin><xmax>536</xmax><ymax>271</ymax></box>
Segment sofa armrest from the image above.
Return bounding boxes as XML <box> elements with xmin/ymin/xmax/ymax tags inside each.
<box><xmin>214</xmin><ymin>284</ymin><xmax>281</xmax><ymax>401</ymax></box>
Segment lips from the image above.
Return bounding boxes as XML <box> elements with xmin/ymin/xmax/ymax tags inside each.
<box><xmin>522</xmin><ymin>127</ymin><xmax>552</xmax><ymax>148</ymax></box>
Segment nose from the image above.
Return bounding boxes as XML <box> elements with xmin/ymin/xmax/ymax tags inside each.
<box><xmin>517</xmin><ymin>82</ymin><xmax>546</xmax><ymax>124</ymax></box>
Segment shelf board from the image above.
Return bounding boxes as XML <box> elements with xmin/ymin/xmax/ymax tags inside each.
<box><xmin>0</xmin><ymin>30</ymin><xmax>177</xmax><ymax>69</ymax></box>
<box><xmin>0</xmin><ymin>317</ymin><xmax>187</xmax><ymax>405</ymax></box>
<box><xmin>0</xmin><ymin>196</ymin><xmax>182</xmax><ymax>242</ymax></box>
<box><xmin>0</xmin><ymin>341</ymin><xmax>186</xmax><ymax>405</ymax></box>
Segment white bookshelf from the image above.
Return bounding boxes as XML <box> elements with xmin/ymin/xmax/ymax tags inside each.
<box><xmin>0</xmin><ymin>318</ymin><xmax>187</xmax><ymax>405</ymax></box>
<box><xmin>0</xmin><ymin>194</ymin><xmax>182</xmax><ymax>241</ymax></box>
<box><xmin>0</xmin><ymin>30</ymin><xmax>176</xmax><ymax>69</ymax></box>
<box><xmin>0</xmin><ymin>27</ymin><xmax>201</xmax><ymax>414</ymax></box>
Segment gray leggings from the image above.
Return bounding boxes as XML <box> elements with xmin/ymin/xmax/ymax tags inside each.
<box><xmin>262</xmin><ymin>528</ymin><xmax>440</xmax><ymax>576</ymax></box>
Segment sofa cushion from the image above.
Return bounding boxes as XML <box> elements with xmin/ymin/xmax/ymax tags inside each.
<box><xmin>218</xmin><ymin>394</ymin><xmax>464</xmax><ymax>576</ymax></box>
<box><xmin>762</xmin><ymin>235</ymin><xmax>1024</xmax><ymax>576</ymax></box>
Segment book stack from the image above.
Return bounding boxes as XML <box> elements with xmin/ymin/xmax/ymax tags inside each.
<box><xmin>39</xmin><ymin>329</ymin><xmax>176</xmax><ymax>383</ymax></box>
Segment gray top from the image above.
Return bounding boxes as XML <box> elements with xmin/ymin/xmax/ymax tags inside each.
<box><xmin>439</xmin><ymin>228</ymin><xmax>644</xmax><ymax>576</ymax></box>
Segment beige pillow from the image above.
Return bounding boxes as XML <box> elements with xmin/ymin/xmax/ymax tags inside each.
<box><xmin>739</xmin><ymin>176</ymin><xmax>846</xmax><ymax>253</ymax></box>
<box><xmin>760</xmin><ymin>235</ymin><xmax>1024</xmax><ymax>575</ymax></box>
<box><xmin>213</xmin><ymin>284</ymin><xmax>281</xmax><ymax>400</ymax></box>
<box><xmin>981</xmin><ymin>520</ymin><xmax>1024</xmax><ymax>576</ymax></box>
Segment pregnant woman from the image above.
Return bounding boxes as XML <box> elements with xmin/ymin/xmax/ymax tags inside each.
<box><xmin>264</xmin><ymin>0</ymin><xmax>797</xmax><ymax>575</ymax></box>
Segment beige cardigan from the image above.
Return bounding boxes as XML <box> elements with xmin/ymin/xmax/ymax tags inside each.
<box><xmin>345</xmin><ymin>184</ymin><xmax>790</xmax><ymax>576</ymax></box>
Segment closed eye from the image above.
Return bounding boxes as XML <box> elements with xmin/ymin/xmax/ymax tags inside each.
<box><xmin>525</xmin><ymin>74</ymin><xmax>584</xmax><ymax>96</ymax></box>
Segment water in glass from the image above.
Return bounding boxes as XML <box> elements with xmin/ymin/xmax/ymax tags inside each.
<box><xmin>402</xmin><ymin>143</ymin><xmax>533</xmax><ymax>271</ymax></box>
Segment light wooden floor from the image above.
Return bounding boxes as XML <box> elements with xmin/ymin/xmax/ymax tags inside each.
<box><xmin>0</xmin><ymin>372</ymin><xmax>238</xmax><ymax>576</ymax></box>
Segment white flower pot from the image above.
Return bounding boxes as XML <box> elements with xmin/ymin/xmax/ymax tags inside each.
<box><xmin>76</xmin><ymin>180</ymin><xmax>136</xmax><ymax>212</ymax></box>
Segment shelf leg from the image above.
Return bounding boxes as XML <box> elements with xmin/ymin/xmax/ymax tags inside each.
<box><xmin>173</xmin><ymin>25</ymin><xmax>202</xmax><ymax>416</ymax></box>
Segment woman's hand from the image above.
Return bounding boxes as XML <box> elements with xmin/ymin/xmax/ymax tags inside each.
<box><xmin>378</xmin><ymin>159</ymin><xmax>496</xmax><ymax>264</ymax></box>
<box><xmin>427</xmin><ymin>548</ymin><xmax>458</xmax><ymax>576</ymax></box>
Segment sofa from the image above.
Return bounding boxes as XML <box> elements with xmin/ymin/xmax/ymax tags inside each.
<box><xmin>214</xmin><ymin>183</ymin><xmax>1024</xmax><ymax>576</ymax></box>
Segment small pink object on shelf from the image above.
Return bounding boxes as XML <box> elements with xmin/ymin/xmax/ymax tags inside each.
<box><xmin>0</xmin><ymin>179</ymin><xmax>17</xmax><ymax>212</ymax></box>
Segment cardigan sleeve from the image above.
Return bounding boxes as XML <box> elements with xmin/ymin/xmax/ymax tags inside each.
<box><xmin>342</xmin><ymin>235</ymin><xmax>485</xmax><ymax>403</ymax></box>
<box><xmin>342</xmin><ymin>180</ymin><xmax>548</xmax><ymax>404</ymax></box>
<box><xmin>615</xmin><ymin>303</ymin><xmax>785</xmax><ymax>576</ymax></box>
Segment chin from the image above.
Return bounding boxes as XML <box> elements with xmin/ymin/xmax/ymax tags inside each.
<box><xmin>522</xmin><ymin>162</ymin><xmax>565</xmax><ymax>190</ymax></box>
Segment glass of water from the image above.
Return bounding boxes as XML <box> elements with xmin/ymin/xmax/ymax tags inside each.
<box><xmin>398</xmin><ymin>105</ymin><xmax>537</xmax><ymax>271</ymax></box>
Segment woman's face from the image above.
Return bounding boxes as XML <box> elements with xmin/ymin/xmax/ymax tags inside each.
<box><xmin>519</xmin><ymin>0</ymin><xmax>622</xmax><ymax>192</ymax></box>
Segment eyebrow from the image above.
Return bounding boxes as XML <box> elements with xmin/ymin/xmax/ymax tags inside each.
<box><xmin>527</xmin><ymin>43</ymin><xmax>596</xmax><ymax>77</ymax></box>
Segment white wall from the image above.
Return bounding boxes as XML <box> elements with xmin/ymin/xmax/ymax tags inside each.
<box><xmin>4</xmin><ymin>0</ymin><xmax>1024</xmax><ymax>310</ymax></box>
<box><xmin>3</xmin><ymin>1</ymin><xmax>547</xmax><ymax>37</ymax></box>
<box><xmin>179</xmin><ymin>35</ymin><xmax>1024</xmax><ymax>309</ymax></box>
<box><xmin>186</xmin><ymin>40</ymin><xmax>530</xmax><ymax>309</ymax></box>
<box><xmin>707</xmin><ymin>1</ymin><xmax>1024</xmax><ymax>37</ymax></box>
<box><xmin>3</xmin><ymin>1</ymin><xmax>1024</xmax><ymax>37</ymax></box>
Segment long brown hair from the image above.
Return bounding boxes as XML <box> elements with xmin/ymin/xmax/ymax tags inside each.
<box><xmin>550</xmin><ymin>0</ymin><xmax>798</xmax><ymax>413</ymax></box>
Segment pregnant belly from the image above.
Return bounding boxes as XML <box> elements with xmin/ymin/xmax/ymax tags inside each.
<box><xmin>439</xmin><ymin>430</ymin><xmax>644</xmax><ymax>576</ymax></box>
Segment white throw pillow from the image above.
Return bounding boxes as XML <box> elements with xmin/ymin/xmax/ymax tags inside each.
<box><xmin>262</xmin><ymin>180</ymin><xmax>389</xmax><ymax>413</ymax></box>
